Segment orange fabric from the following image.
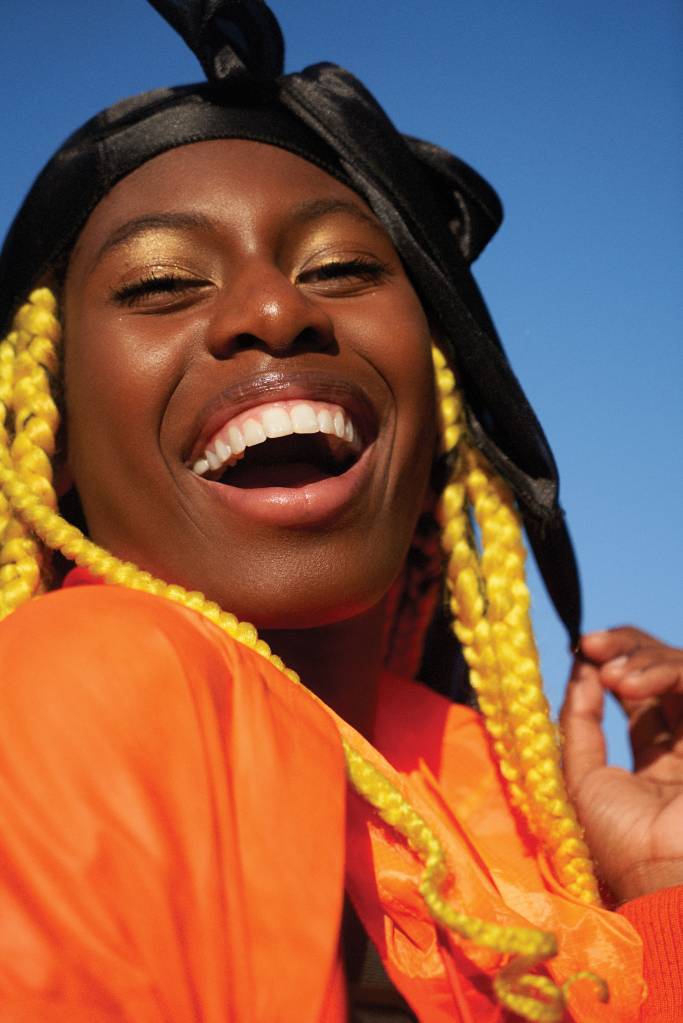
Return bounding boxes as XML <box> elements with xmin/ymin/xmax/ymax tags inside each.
<box><xmin>0</xmin><ymin>578</ymin><xmax>670</xmax><ymax>1021</ymax></box>
<box><xmin>340</xmin><ymin>676</ymin><xmax>647</xmax><ymax>1022</ymax></box>
<box><xmin>0</xmin><ymin>584</ymin><xmax>346</xmax><ymax>1022</ymax></box>
<box><xmin>618</xmin><ymin>886</ymin><xmax>683</xmax><ymax>1021</ymax></box>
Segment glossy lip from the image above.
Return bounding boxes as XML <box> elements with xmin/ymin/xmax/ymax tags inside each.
<box><xmin>197</xmin><ymin>438</ymin><xmax>377</xmax><ymax>528</ymax></box>
<box><xmin>185</xmin><ymin>368</ymin><xmax>378</xmax><ymax>465</ymax></box>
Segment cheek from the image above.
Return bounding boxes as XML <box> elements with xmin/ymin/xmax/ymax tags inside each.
<box><xmin>372</xmin><ymin>292</ymin><xmax>437</xmax><ymax>465</ymax></box>
<box><xmin>61</xmin><ymin>309</ymin><xmax>183</xmax><ymax>522</ymax></box>
<box><xmin>348</xmin><ymin>290</ymin><xmax>438</xmax><ymax>547</ymax></box>
<box><xmin>64</xmin><ymin>304</ymin><xmax>186</xmax><ymax>440</ymax></box>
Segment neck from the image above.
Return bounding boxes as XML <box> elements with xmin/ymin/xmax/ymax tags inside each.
<box><xmin>262</xmin><ymin>598</ymin><xmax>387</xmax><ymax>739</ymax></box>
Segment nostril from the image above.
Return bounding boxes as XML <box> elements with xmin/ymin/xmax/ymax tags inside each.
<box><xmin>212</xmin><ymin>327</ymin><xmax>337</xmax><ymax>360</ymax></box>
<box><xmin>288</xmin><ymin>325</ymin><xmax>337</xmax><ymax>355</ymax></box>
<box><xmin>234</xmin><ymin>333</ymin><xmax>261</xmax><ymax>353</ymax></box>
<box><xmin>208</xmin><ymin>333</ymin><xmax>261</xmax><ymax>361</ymax></box>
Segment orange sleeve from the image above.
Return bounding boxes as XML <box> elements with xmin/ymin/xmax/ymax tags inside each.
<box><xmin>0</xmin><ymin>585</ymin><xmax>347</xmax><ymax>1023</ymax></box>
<box><xmin>617</xmin><ymin>887</ymin><xmax>683</xmax><ymax>1022</ymax></box>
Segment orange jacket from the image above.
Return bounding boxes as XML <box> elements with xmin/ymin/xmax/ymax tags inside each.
<box><xmin>0</xmin><ymin>577</ymin><xmax>679</xmax><ymax>1021</ymax></box>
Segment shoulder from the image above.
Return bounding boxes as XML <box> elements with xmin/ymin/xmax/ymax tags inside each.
<box><xmin>0</xmin><ymin>582</ymin><xmax>223</xmax><ymax>667</ymax></box>
<box><xmin>0</xmin><ymin>583</ymin><xmax>337</xmax><ymax>748</ymax></box>
<box><xmin>0</xmin><ymin>584</ymin><xmax>258</xmax><ymax>722</ymax></box>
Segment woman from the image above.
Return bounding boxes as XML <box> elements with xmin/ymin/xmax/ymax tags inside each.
<box><xmin>0</xmin><ymin>2</ymin><xmax>681</xmax><ymax>1021</ymax></box>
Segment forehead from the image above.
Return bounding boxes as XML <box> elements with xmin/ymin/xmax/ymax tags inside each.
<box><xmin>71</xmin><ymin>139</ymin><xmax>378</xmax><ymax>257</ymax></box>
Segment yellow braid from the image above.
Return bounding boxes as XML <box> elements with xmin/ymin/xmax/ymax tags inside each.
<box><xmin>0</xmin><ymin>332</ymin><xmax>15</xmax><ymax>545</ymax></box>
<box><xmin>434</xmin><ymin>364</ymin><xmax>530</xmax><ymax>818</ymax></box>
<box><xmin>0</xmin><ymin>328</ymin><xmax>20</xmax><ymax>620</ymax></box>
<box><xmin>0</xmin><ymin>290</ymin><xmax>608</xmax><ymax>1020</ymax></box>
<box><xmin>0</xmin><ymin>289</ymin><xmax>60</xmax><ymax>619</ymax></box>
<box><xmin>432</xmin><ymin>345</ymin><xmax>600</xmax><ymax>904</ymax></box>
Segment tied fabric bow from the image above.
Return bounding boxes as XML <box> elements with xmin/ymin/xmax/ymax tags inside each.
<box><xmin>147</xmin><ymin>0</ymin><xmax>285</xmax><ymax>88</ymax></box>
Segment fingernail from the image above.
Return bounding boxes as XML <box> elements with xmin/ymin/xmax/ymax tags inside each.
<box><xmin>605</xmin><ymin>655</ymin><xmax>627</xmax><ymax>671</ymax></box>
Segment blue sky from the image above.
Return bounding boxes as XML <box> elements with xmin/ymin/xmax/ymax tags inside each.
<box><xmin>1</xmin><ymin>1</ymin><xmax>681</xmax><ymax>767</ymax></box>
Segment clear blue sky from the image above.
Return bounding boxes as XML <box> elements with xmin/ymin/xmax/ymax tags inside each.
<box><xmin>2</xmin><ymin>1</ymin><xmax>681</xmax><ymax>767</ymax></box>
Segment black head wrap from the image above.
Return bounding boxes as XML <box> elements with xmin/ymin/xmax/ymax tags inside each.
<box><xmin>0</xmin><ymin>0</ymin><xmax>581</xmax><ymax>644</ymax></box>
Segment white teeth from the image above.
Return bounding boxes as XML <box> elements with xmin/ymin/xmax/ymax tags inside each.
<box><xmin>261</xmin><ymin>406</ymin><xmax>293</xmax><ymax>438</ymax></box>
<box><xmin>215</xmin><ymin>438</ymin><xmax>231</xmax><ymax>462</ymax></box>
<box><xmin>192</xmin><ymin>399</ymin><xmax>363</xmax><ymax>478</ymax></box>
<box><xmin>317</xmin><ymin>409</ymin><xmax>334</xmax><ymax>434</ymax></box>
<box><xmin>227</xmin><ymin>424</ymin><xmax>246</xmax><ymax>454</ymax></box>
<box><xmin>333</xmin><ymin>411</ymin><xmax>345</xmax><ymax>439</ymax></box>
<box><xmin>206</xmin><ymin>449</ymin><xmax>223</xmax><ymax>471</ymax></box>
<box><xmin>243</xmin><ymin>417</ymin><xmax>266</xmax><ymax>446</ymax></box>
<box><xmin>291</xmin><ymin>403</ymin><xmax>319</xmax><ymax>434</ymax></box>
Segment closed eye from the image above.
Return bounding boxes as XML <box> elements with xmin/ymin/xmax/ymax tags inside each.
<box><xmin>111</xmin><ymin>273</ymin><xmax>209</xmax><ymax>308</ymax></box>
<box><xmin>297</xmin><ymin>257</ymin><xmax>391</xmax><ymax>289</ymax></box>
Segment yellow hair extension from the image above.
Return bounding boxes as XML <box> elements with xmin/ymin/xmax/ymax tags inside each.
<box><xmin>0</xmin><ymin>333</ymin><xmax>15</xmax><ymax>541</ymax></box>
<box><xmin>0</xmin><ymin>328</ymin><xmax>20</xmax><ymax>619</ymax></box>
<box><xmin>0</xmin><ymin>289</ymin><xmax>60</xmax><ymax>619</ymax></box>
<box><xmin>0</xmin><ymin>289</ymin><xmax>608</xmax><ymax>1021</ymax></box>
<box><xmin>432</xmin><ymin>345</ymin><xmax>600</xmax><ymax>904</ymax></box>
<box><xmin>433</xmin><ymin>348</ymin><xmax>531</xmax><ymax>818</ymax></box>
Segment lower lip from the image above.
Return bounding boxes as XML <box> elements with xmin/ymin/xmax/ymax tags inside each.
<box><xmin>199</xmin><ymin>443</ymin><xmax>375</xmax><ymax>527</ymax></box>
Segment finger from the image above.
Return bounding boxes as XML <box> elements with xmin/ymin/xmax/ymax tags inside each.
<box><xmin>600</xmin><ymin>644</ymin><xmax>682</xmax><ymax>677</ymax></box>
<box><xmin>620</xmin><ymin>697</ymin><xmax>673</xmax><ymax>770</ymax></box>
<box><xmin>599</xmin><ymin>646</ymin><xmax>664</xmax><ymax>678</ymax></box>
<box><xmin>607</xmin><ymin>660</ymin><xmax>683</xmax><ymax>701</ymax></box>
<box><xmin>560</xmin><ymin>657</ymin><xmax>607</xmax><ymax>796</ymax></box>
<box><xmin>580</xmin><ymin>625</ymin><xmax>661</xmax><ymax>665</ymax></box>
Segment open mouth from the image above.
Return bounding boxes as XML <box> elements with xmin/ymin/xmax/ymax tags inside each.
<box><xmin>191</xmin><ymin>398</ymin><xmax>364</xmax><ymax>490</ymax></box>
<box><xmin>215</xmin><ymin>433</ymin><xmax>358</xmax><ymax>489</ymax></box>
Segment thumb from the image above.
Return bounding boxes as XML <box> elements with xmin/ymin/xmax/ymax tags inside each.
<box><xmin>560</xmin><ymin>656</ymin><xmax>607</xmax><ymax>796</ymax></box>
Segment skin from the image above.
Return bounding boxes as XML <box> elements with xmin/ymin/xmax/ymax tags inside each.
<box><xmin>561</xmin><ymin>626</ymin><xmax>683</xmax><ymax>902</ymax></box>
<box><xmin>61</xmin><ymin>138</ymin><xmax>683</xmax><ymax>903</ymax></box>
<box><xmin>62</xmin><ymin>139</ymin><xmax>436</xmax><ymax>732</ymax></box>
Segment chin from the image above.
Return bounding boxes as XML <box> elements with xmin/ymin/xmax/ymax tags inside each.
<box><xmin>197</xmin><ymin>561</ymin><xmax>395</xmax><ymax>633</ymax></box>
<box><xmin>85</xmin><ymin>515</ymin><xmax>406</xmax><ymax>634</ymax></box>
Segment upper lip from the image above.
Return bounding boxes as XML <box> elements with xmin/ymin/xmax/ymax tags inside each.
<box><xmin>185</xmin><ymin>368</ymin><xmax>380</xmax><ymax>464</ymax></box>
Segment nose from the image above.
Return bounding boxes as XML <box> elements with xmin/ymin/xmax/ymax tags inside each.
<box><xmin>206</xmin><ymin>261</ymin><xmax>336</xmax><ymax>359</ymax></box>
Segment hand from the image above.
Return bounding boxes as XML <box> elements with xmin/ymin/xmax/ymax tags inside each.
<box><xmin>560</xmin><ymin>626</ymin><xmax>683</xmax><ymax>905</ymax></box>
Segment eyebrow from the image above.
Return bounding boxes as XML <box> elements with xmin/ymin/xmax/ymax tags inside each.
<box><xmin>287</xmin><ymin>197</ymin><xmax>380</xmax><ymax>231</ymax></box>
<box><xmin>88</xmin><ymin>211</ymin><xmax>214</xmax><ymax>272</ymax></box>
<box><xmin>87</xmin><ymin>196</ymin><xmax>381</xmax><ymax>273</ymax></box>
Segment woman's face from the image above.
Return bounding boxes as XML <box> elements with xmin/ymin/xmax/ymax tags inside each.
<box><xmin>63</xmin><ymin>140</ymin><xmax>436</xmax><ymax>627</ymax></box>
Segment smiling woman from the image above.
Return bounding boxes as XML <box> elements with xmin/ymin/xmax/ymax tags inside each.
<box><xmin>0</xmin><ymin>2</ymin><xmax>681</xmax><ymax>1022</ymax></box>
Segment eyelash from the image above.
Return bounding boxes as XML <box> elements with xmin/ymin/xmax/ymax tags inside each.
<box><xmin>111</xmin><ymin>274</ymin><xmax>202</xmax><ymax>307</ymax></box>
<box><xmin>111</xmin><ymin>257</ymin><xmax>390</xmax><ymax>308</ymax></box>
<box><xmin>297</xmin><ymin>257</ymin><xmax>390</xmax><ymax>285</ymax></box>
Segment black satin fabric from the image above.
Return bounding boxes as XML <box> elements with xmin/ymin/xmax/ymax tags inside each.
<box><xmin>0</xmin><ymin>0</ymin><xmax>581</xmax><ymax>643</ymax></box>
